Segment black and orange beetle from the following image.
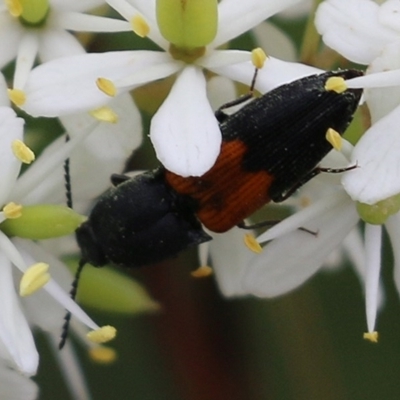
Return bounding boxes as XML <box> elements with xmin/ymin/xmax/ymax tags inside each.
<box><xmin>76</xmin><ymin>69</ymin><xmax>363</xmax><ymax>269</ymax></box>
<box><xmin>59</xmin><ymin>69</ymin><xmax>363</xmax><ymax>348</ymax></box>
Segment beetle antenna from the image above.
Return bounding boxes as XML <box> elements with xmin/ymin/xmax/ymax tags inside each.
<box><xmin>63</xmin><ymin>133</ymin><xmax>73</xmax><ymax>209</ymax></box>
<box><xmin>215</xmin><ymin>67</ymin><xmax>260</xmax><ymax>121</ymax></box>
<box><xmin>59</xmin><ymin>258</ymin><xmax>87</xmax><ymax>349</ymax></box>
<box><xmin>249</xmin><ymin>67</ymin><xmax>259</xmax><ymax>95</ymax></box>
<box><xmin>59</xmin><ymin>132</ymin><xmax>80</xmax><ymax>349</ymax></box>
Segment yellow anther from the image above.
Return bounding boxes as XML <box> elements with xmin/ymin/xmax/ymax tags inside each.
<box><xmin>191</xmin><ymin>265</ymin><xmax>213</xmax><ymax>278</ymax></box>
<box><xmin>89</xmin><ymin>107</ymin><xmax>118</xmax><ymax>123</ymax></box>
<box><xmin>87</xmin><ymin>325</ymin><xmax>117</xmax><ymax>344</ymax></box>
<box><xmin>19</xmin><ymin>262</ymin><xmax>50</xmax><ymax>297</ymax></box>
<box><xmin>3</xmin><ymin>202</ymin><xmax>22</xmax><ymax>219</ymax></box>
<box><xmin>88</xmin><ymin>346</ymin><xmax>117</xmax><ymax>364</ymax></box>
<box><xmin>96</xmin><ymin>77</ymin><xmax>117</xmax><ymax>97</ymax></box>
<box><xmin>12</xmin><ymin>139</ymin><xmax>35</xmax><ymax>164</ymax></box>
<box><xmin>325</xmin><ymin>127</ymin><xmax>342</xmax><ymax>151</ymax></box>
<box><xmin>244</xmin><ymin>233</ymin><xmax>263</xmax><ymax>254</ymax></box>
<box><xmin>300</xmin><ymin>196</ymin><xmax>312</xmax><ymax>208</ymax></box>
<box><xmin>8</xmin><ymin>88</ymin><xmax>26</xmax><ymax>107</ymax></box>
<box><xmin>131</xmin><ymin>14</ymin><xmax>150</xmax><ymax>38</ymax></box>
<box><xmin>325</xmin><ymin>76</ymin><xmax>347</xmax><ymax>94</ymax></box>
<box><xmin>363</xmin><ymin>331</ymin><xmax>379</xmax><ymax>343</ymax></box>
<box><xmin>251</xmin><ymin>48</ymin><xmax>267</xmax><ymax>69</ymax></box>
<box><xmin>6</xmin><ymin>0</ymin><xmax>23</xmax><ymax>17</ymax></box>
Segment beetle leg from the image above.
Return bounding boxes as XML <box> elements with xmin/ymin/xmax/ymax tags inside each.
<box><xmin>272</xmin><ymin>163</ymin><xmax>357</xmax><ymax>203</ymax></box>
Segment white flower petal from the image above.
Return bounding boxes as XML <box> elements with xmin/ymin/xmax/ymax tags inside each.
<box><xmin>23</xmin><ymin>51</ymin><xmax>177</xmax><ymax>117</ymax></box>
<box><xmin>242</xmin><ymin>194</ymin><xmax>358</xmax><ymax>297</ymax></box>
<box><xmin>24</xmin><ymin>94</ymin><xmax>142</xmax><ymax>210</ymax></box>
<box><xmin>257</xmin><ymin>190</ymin><xmax>349</xmax><ymax>243</ymax></box>
<box><xmin>0</xmin><ymin>248</ymin><xmax>38</xmax><ymax>376</ymax></box>
<box><xmin>8</xmin><ymin>238</ymin><xmax>98</xmax><ymax>331</ymax></box>
<box><xmin>378</xmin><ymin>0</ymin><xmax>400</xmax><ymax>34</ymax></box>
<box><xmin>129</xmin><ymin>0</ymin><xmax>156</xmax><ymax>19</ymax></box>
<box><xmin>52</xmin><ymin>11</ymin><xmax>131</xmax><ymax>32</ymax></box>
<box><xmin>252</xmin><ymin>21</ymin><xmax>297</xmax><ymax>62</ymax></box>
<box><xmin>211</xmin><ymin>227</ymin><xmax>255</xmax><ymax>297</ymax></box>
<box><xmin>315</xmin><ymin>0</ymin><xmax>399</xmax><ymax>65</ymax></box>
<box><xmin>15</xmin><ymin>239</ymin><xmax>76</xmax><ymax>331</ymax></box>
<box><xmin>363</xmin><ymin>42</ymin><xmax>400</xmax><ymax>123</ymax></box>
<box><xmin>342</xmin><ymin>105</ymin><xmax>400</xmax><ymax>204</ymax></box>
<box><xmin>214</xmin><ymin>0</ymin><xmax>302</xmax><ymax>47</ymax></box>
<box><xmin>277</xmin><ymin>0</ymin><xmax>312</xmax><ymax>19</ymax></box>
<box><xmin>0</xmin><ymin>13</ymin><xmax>22</xmax><ymax>68</ymax></box>
<box><xmin>200</xmin><ymin>50</ymin><xmax>251</xmax><ymax>69</ymax></box>
<box><xmin>0</xmin><ymin>107</ymin><xmax>24</xmax><ymax>206</ymax></box>
<box><xmin>364</xmin><ymin>224</ymin><xmax>382</xmax><ymax>333</ymax></box>
<box><xmin>206</xmin><ymin>75</ymin><xmax>237</xmax><ymax>112</ymax></box>
<box><xmin>37</xmin><ymin>28</ymin><xmax>85</xmax><ymax>62</ymax></box>
<box><xmin>347</xmin><ymin>68</ymin><xmax>400</xmax><ymax>90</ymax></box>
<box><xmin>12</xmin><ymin>120</ymin><xmax>97</xmax><ymax>202</ymax></box>
<box><xmin>0</xmin><ymin>362</ymin><xmax>38</xmax><ymax>400</ymax></box>
<box><xmin>15</xmin><ymin>253</ymin><xmax>67</xmax><ymax>333</ymax></box>
<box><xmin>209</xmin><ymin>57</ymin><xmax>320</xmax><ymax>94</ymax></box>
<box><xmin>341</xmin><ymin>227</ymin><xmax>365</xmax><ymax>280</ymax></box>
<box><xmin>50</xmin><ymin>0</ymin><xmax>105</xmax><ymax>12</ymax></box>
<box><xmin>13</xmin><ymin>32</ymin><xmax>39</xmax><ymax>90</ymax></box>
<box><xmin>151</xmin><ymin>65</ymin><xmax>221</xmax><ymax>176</ymax></box>
<box><xmin>106</xmin><ymin>0</ymin><xmax>168</xmax><ymax>49</ymax></box>
<box><xmin>338</xmin><ymin>224</ymin><xmax>386</xmax><ymax>311</ymax></box>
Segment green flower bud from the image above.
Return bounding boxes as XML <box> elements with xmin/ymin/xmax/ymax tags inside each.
<box><xmin>20</xmin><ymin>0</ymin><xmax>49</xmax><ymax>26</ymax></box>
<box><xmin>156</xmin><ymin>0</ymin><xmax>218</xmax><ymax>49</ymax></box>
<box><xmin>1</xmin><ymin>204</ymin><xmax>85</xmax><ymax>239</ymax></box>
<box><xmin>357</xmin><ymin>193</ymin><xmax>400</xmax><ymax>224</ymax></box>
<box><xmin>65</xmin><ymin>259</ymin><xmax>160</xmax><ymax>315</ymax></box>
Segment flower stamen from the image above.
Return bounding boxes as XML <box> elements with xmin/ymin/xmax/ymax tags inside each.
<box><xmin>251</xmin><ymin>48</ymin><xmax>267</xmax><ymax>69</ymax></box>
<box><xmin>326</xmin><ymin>127</ymin><xmax>342</xmax><ymax>150</ymax></box>
<box><xmin>6</xmin><ymin>0</ymin><xmax>23</xmax><ymax>17</ymax></box>
<box><xmin>131</xmin><ymin>14</ymin><xmax>150</xmax><ymax>38</ymax></box>
<box><xmin>244</xmin><ymin>233</ymin><xmax>263</xmax><ymax>254</ymax></box>
<box><xmin>325</xmin><ymin>76</ymin><xmax>347</xmax><ymax>94</ymax></box>
<box><xmin>363</xmin><ymin>331</ymin><xmax>379</xmax><ymax>343</ymax></box>
<box><xmin>88</xmin><ymin>346</ymin><xmax>117</xmax><ymax>364</ymax></box>
<box><xmin>8</xmin><ymin>88</ymin><xmax>26</xmax><ymax>106</ymax></box>
<box><xmin>96</xmin><ymin>78</ymin><xmax>117</xmax><ymax>97</ymax></box>
<box><xmin>3</xmin><ymin>202</ymin><xmax>23</xmax><ymax>219</ymax></box>
<box><xmin>191</xmin><ymin>265</ymin><xmax>213</xmax><ymax>278</ymax></box>
<box><xmin>87</xmin><ymin>325</ymin><xmax>117</xmax><ymax>344</ymax></box>
<box><xmin>89</xmin><ymin>107</ymin><xmax>118</xmax><ymax>123</ymax></box>
<box><xmin>12</xmin><ymin>139</ymin><xmax>35</xmax><ymax>164</ymax></box>
<box><xmin>19</xmin><ymin>262</ymin><xmax>50</xmax><ymax>296</ymax></box>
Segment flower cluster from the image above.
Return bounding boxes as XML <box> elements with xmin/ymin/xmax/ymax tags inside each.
<box><xmin>3</xmin><ymin>0</ymin><xmax>400</xmax><ymax>397</ymax></box>
<box><xmin>218</xmin><ymin>0</ymin><xmax>400</xmax><ymax>344</ymax></box>
<box><xmin>0</xmin><ymin>0</ymin><xmax>323</xmax><ymax>396</ymax></box>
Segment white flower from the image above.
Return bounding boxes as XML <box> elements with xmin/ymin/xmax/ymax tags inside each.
<box><xmin>315</xmin><ymin>0</ymin><xmax>400</xmax><ymax>205</ymax></box>
<box><xmin>0</xmin><ymin>72</ymin><xmax>123</xmax><ymax>376</ymax></box>
<box><xmin>1</xmin><ymin>0</ymin><xmax>144</xmax><ymax>206</ymax></box>
<box><xmin>0</xmin><ymin>0</ymin><xmax>131</xmax><ymax>89</ymax></box>
<box><xmin>14</xmin><ymin>93</ymin><xmax>142</xmax><ymax>214</ymax></box>
<box><xmin>20</xmin><ymin>0</ymin><xmax>321</xmax><ymax>177</ymax></box>
<box><xmin>276</xmin><ymin>0</ymin><xmax>312</xmax><ymax>19</ymax></box>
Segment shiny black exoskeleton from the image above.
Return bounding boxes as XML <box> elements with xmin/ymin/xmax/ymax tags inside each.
<box><xmin>76</xmin><ymin>170</ymin><xmax>211</xmax><ymax>268</ymax></box>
